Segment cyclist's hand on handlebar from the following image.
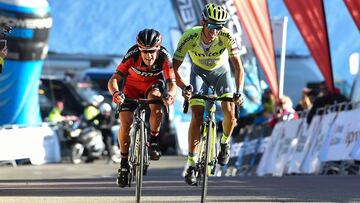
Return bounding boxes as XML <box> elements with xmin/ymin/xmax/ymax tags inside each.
<box><xmin>163</xmin><ymin>93</ymin><xmax>175</xmax><ymax>105</ymax></box>
<box><xmin>182</xmin><ymin>85</ymin><xmax>193</xmax><ymax>100</ymax></box>
<box><xmin>233</xmin><ymin>92</ymin><xmax>244</xmax><ymax>106</ymax></box>
<box><xmin>112</xmin><ymin>91</ymin><xmax>125</xmax><ymax>104</ymax></box>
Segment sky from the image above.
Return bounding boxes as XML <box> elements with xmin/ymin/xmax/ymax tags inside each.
<box><xmin>47</xmin><ymin>0</ymin><xmax>359</xmax><ymax>89</ymax></box>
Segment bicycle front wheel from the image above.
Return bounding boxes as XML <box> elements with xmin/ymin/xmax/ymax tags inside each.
<box><xmin>135</xmin><ymin>122</ymin><xmax>145</xmax><ymax>203</ymax></box>
<box><xmin>201</xmin><ymin>121</ymin><xmax>214</xmax><ymax>203</ymax></box>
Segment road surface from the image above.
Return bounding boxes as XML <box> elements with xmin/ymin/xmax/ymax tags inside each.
<box><xmin>1</xmin><ymin>156</ymin><xmax>360</xmax><ymax>202</ymax></box>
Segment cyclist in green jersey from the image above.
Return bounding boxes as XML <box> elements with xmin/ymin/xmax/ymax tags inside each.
<box><xmin>173</xmin><ymin>3</ymin><xmax>245</xmax><ymax>185</ymax></box>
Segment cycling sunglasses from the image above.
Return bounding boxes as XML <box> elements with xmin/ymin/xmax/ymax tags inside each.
<box><xmin>207</xmin><ymin>23</ymin><xmax>224</xmax><ymax>30</ymax></box>
<box><xmin>139</xmin><ymin>46</ymin><xmax>159</xmax><ymax>54</ymax></box>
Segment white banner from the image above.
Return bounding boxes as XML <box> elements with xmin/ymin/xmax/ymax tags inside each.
<box><xmin>300</xmin><ymin>113</ymin><xmax>337</xmax><ymax>174</ymax></box>
<box><xmin>350</xmin><ymin>107</ymin><xmax>360</xmax><ymax>159</ymax></box>
<box><xmin>318</xmin><ymin>110</ymin><xmax>360</xmax><ymax>161</ymax></box>
<box><xmin>0</xmin><ymin>124</ymin><xmax>60</xmax><ymax>165</ymax></box>
<box><xmin>272</xmin><ymin>119</ymin><xmax>302</xmax><ymax>176</ymax></box>
<box><xmin>350</xmin><ymin>134</ymin><xmax>360</xmax><ymax>160</ymax></box>
<box><xmin>256</xmin><ymin>122</ymin><xmax>285</xmax><ymax>176</ymax></box>
<box><xmin>257</xmin><ymin>106</ymin><xmax>360</xmax><ymax>176</ymax></box>
<box><xmin>320</xmin><ymin>107</ymin><xmax>360</xmax><ymax>161</ymax></box>
<box><xmin>286</xmin><ymin>119</ymin><xmax>309</xmax><ymax>174</ymax></box>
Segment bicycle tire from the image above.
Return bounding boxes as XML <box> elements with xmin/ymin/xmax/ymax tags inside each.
<box><xmin>128</xmin><ymin>126</ymin><xmax>138</xmax><ymax>188</ymax></box>
<box><xmin>135</xmin><ymin>122</ymin><xmax>145</xmax><ymax>203</ymax></box>
<box><xmin>200</xmin><ymin>121</ymin><xmax>213</xmax><ymax>203</ymax></box>
<box><xmin>143</xmin><ymin>127</ymin><xmax>149</xmax><ymax>176</ymax></box>
<box><xmin>209</xmin><ymin>121</ymin><xmax>217</xmax><ymax>175</ymax></box>
<box><xmin>196</xmin><ymin>123</ymin><xmax>206</xmax><ymax>186</ymax></box>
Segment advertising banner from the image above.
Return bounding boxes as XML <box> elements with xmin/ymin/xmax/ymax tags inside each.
<box><xmin>0</xmin><ymin>0</ymin><xmax>52</xmax><ymax>125</ymax></box>
<box><xmin>287</xmin><ymin>119</ymin><xmax>310</xmax><ymax>173</ymax></box>
<box><xmin>301</xmin><ymin>113</ymin><xmax>337</xmax><ymax>174</ymax></box>
<box><xmin>256</xmin><ymin>122</ymin><xmax>285</xmax><ymax>176</ymax></box>
<box><xmin>272</xmin><ymin>119</ymin><xmax>302</xmax><ymax>175</ymax></box>
<box><xmin>320</xmin><ymin>108</ymin><xmax>360</xmax><ymax>161</ymax></box>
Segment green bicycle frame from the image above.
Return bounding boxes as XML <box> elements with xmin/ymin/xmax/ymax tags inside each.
<box><xmin>198</xmin><ymin>98</ymin><xmax>218</xmax><ymax>203</ymax></box>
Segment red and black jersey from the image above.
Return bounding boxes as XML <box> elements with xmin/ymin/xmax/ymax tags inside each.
<box><xmin>115</xmin><ymin>45</ymin><xmax>175</xmax><ymax>83</ymax></box>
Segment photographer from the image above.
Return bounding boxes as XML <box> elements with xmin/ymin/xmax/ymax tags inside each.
<box><xmin>0</xmin><ymin>24</ymin><xmax>11</xmax><ymax>73</ymax></box>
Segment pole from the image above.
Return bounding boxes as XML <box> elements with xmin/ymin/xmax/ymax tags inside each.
<box><xmin>278</xmin><ymin>16</ymin><xmax>288</xmax><ymax>98</ymax></box>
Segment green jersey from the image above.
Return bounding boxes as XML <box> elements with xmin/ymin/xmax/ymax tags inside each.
<box><xmin>174</xmin><ymin>26</ymin><xmax>240</xmax><ymax>71</ymax></box>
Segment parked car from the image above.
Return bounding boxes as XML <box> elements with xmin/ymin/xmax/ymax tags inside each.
<box><xmin>39</xmin><ymin>76</ymin><xmax>104</xmax><ymax>120</ymax></box>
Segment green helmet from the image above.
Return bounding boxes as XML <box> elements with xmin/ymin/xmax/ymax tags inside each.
<box><xmin>202</xmin><ymin>3</ymin><xmax>229</xmax><ymax>24</ymax></box>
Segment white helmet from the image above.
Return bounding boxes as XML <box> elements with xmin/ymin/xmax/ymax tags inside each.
<box><xmin>99</xmin><ymin>102</ymin><xmax>111</xmax><ymax>113</ymax></box>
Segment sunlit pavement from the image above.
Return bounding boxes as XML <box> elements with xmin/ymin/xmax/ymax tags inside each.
<box><xmin>1</xmin><ymin>156</ymin><xmax>360</xmax><ymax>202</ymax></box>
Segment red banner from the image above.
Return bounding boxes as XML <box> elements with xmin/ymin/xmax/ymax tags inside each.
<box><xmin>284</xmin><ymin>0</ymin><xmax>335</xmax><ymax>93</ymax></box>
<box><xmin>344</xmin><ymin>0</ymin><xmax>360</xmax><ymax>31</ymax></box>
<box><xmin>233</xmin><ymin>0</ymin><xmax>278</xmax><ymax>98</ymax></box>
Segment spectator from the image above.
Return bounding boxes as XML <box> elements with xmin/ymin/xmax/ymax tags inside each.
<box><xmin>93</xmin><ymin>102</ymin><xmax>118</xmax><ymax>163</ymax></box>
<box><xmin>262</xmin><ymin>88</ymin><xmax>276</xmax><ymax>120</ymax></box>
<box><xmin>268</xmin><ymin>95</ymin><xmax>298</xmax><ymax>128</ymax></box>
<box><xmin>84</xmin><ymin>94</ymin><xmax>104</xmax><ymax>126</ymax></box>
<box><xmin>48</xmin><ymin>100</ymin><xmax>64</xmax><ymax>124</ymax></box>
<box><xmin>295</xmin><ymin>87</ymin><xmax>313</xmax><ymax>112</ymax></box>
<box><xmin>0</xmin><ymin>25</ymin><xmax>10</xmax><ymax>73</ymax></box>
<box><xmin>251</xmin><ymin>88</ymin><xmax>276</xmax><ymax>126</ymax></box>
<box><xmin>306</xmin><ymin>82</ymin><xmax>349</xmax><ymax>125</ymax></box>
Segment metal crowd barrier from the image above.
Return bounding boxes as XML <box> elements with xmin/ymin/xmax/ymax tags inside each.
<box><xmin>226</xmin><ymin>101</ymin><xmax>360</xmax><ymax>176</ymax></box>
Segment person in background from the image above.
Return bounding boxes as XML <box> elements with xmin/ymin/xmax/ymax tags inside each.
<box><xmin>306</xmin><ymin>82</ymin><xmax>349</xmax><ymax>125</ymax></box>
<box><xmin>0</xmin><ymin>40</ymin><xmax>7</xmax><ymax>73</ymax></box>
<box><xmin>0</xmin><ymin>24</ymin><xmax>11</xmax><ymax>74</ymax></box>
<box><xmin>48</xmin><ymin>100</ymin><xmax>65</xmax><ymax>124</ymax></box>
<box><xmin>261</xmin><ymin>88</ymin><xmax>276</xmax><ymax>120</ymax></box>
<box><xmin>268</xmin><ymin>95</ymin><xmax>298</xmax><ymax>128</ymax></box>
<box><xmin>295</xmin><ymin>87</ymin><xmax>313</xmax><ymax>112</ymax></box>
<box><xmin>172</xmin><ymin>3</ymin><xmax>245</xmax><ymax>185</ymax></box>
<box><xmin>84</xmin><ymin>95</ymin><xmax>104</xmax><ymax>126</ymax></box>
<box><xmin>92</xmin><ymin>102</ymin><xmax>118</xmax><ymax>163</ymax></box>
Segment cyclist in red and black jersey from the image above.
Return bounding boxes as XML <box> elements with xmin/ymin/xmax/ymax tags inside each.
<box><xmin>107</xmin><ymin>29</ymin><xmax>176</xmax><ymax>188</ymax></box>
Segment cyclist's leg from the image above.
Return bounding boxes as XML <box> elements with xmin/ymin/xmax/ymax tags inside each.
<box><xmin>146</xmin><ymin>81</ymin><xmax>164</xmax><ymax>160</ymax></box>
<box><xmin>184</xmin><ymin>76</ymin><xmax>206</xmax><ymax>185</ymax></box>
<box><xmin>184</xmin><ymin>104</ymin><xmax>204</xmax><ymax>185</ymax></box>
<box><xmin>188</xmin><ymin>68</ymin><xmax>205</xmax><ymax>161</ymax></box>
<box><xmin>214</xmin><ymin>67</ymin><xmax>236</xmax><ymax>166</ymax></box>
<box><xmin>118</xmin><ymin>111</ymin><xmax>133</xmax><ymax>161</ymax></box>
<box><xmin>117</xmin><ymin>111</ymin><xmax>133</xmax><ymax>187</ymax></box>
<box><xmin>116</xmin><ymin>84</ymin><xmax>137</xmax><ymax>187</ymax></box>
<box><xmin>215</xmin><ymin>66</ymin><xmax>236</xmax><ymax>143</ymax></box>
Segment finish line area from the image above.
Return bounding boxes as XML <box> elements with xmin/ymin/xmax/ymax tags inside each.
<box><xmin>0</xmin><ymin>156</ymin><xmax>359</xmax><ymax>203</ymax></box>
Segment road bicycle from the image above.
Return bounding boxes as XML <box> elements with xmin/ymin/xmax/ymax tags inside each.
<box><xmin>183</xmin><ymin>87</ymin><xmax>238</xmax><ymax>203</ymax></box>
<box><xmin>115</xmin><ymin>97</ymin><xmax>167</xmax><ymax>203</ymax></box>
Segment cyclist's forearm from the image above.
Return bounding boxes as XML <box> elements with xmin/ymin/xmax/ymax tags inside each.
<box><xmin>173</xmin><ymin>59</ymin><xmax>186</xmax><ymax>89</ymax></box>
<box><xmin>107</xmin><ymin>74</ymin><xmax>122</xmax><ymax>95</ymax></box>
<box><xmin>167</xmin><ymin>81</ymin><xmax>177</xmax><ymax>97</ymax></box>
<box><xmin>230</xmin><ymin>56</ymin><xmax>244</xmax><ymax>92</ymax></box>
